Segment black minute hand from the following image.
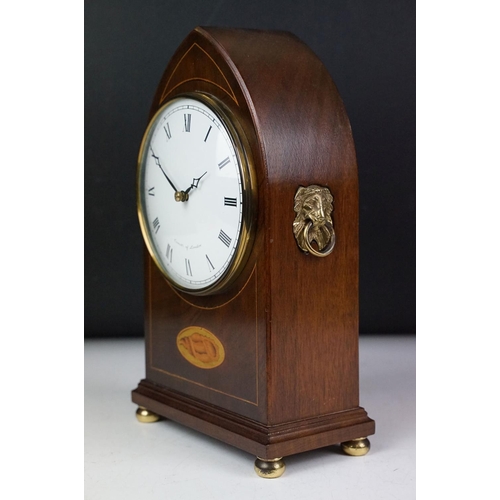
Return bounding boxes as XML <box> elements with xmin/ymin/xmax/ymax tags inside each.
<box><xmin>150</xmin><ymin>148</ymin><xmax>178</xmax><ymax>192</ymax></box>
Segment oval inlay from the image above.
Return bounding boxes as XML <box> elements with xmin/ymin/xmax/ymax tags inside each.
<box><xmin>176</xmin><ymin>326</ymin><xmax>225</xmax><ymax>369</ymax></box>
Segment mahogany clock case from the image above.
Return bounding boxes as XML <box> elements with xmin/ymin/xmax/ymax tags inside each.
<box><xmin>84</xmin><ymin>1</ymin><xmax>416</xmax><ymax>339</ymax></box>
<box><xmin>132</xmin><ymin>27</ymin><xmax>374</xmax><ymax>460</ymax></box>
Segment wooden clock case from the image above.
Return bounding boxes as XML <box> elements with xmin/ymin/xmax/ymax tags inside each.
<box><xmin>132</xmin><ymin>26</ymin><xmax>375</xmax><ymax>469</ymax></box>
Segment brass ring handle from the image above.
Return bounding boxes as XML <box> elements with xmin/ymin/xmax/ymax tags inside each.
<box><xmin>293</xmin><ymin>184</ymin><xmax>336</xmax><ymax>258</ymax></box>
<box><xmin>303</xmin><ymin>221</ymin><xmax>336</xmax><ymax>257</ymax></box>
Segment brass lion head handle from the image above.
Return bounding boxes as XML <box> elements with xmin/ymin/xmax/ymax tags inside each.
<box><xmin>293</xmin><ymin>185</ymin><xmax>335</xmax><ymax>257</ymax></box>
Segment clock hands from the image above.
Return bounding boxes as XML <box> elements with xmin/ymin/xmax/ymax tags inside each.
<box><xmin>150</xmin><ymin>148</ymin><xmax>207</xmax><ymax>203</ymax></box>
<box><xmin>175</xmin><ymin>172</ymin><xmax>208</xmax><ymax>202</ymax></box>
<box><xmin>150</xmin><ymin>148</ymin><xmax>179</xmax><ymax>193</ymax></box>
<box><xmin>185</xmin><ymin>172</ymin><xmax>207</xmax><ymax>195</ymax></box>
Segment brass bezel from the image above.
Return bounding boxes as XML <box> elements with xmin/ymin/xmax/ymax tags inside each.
<box><xmin>137</xmin><ymin>92</ymin><xmax>257</xmax><ymax>296</ymax></box>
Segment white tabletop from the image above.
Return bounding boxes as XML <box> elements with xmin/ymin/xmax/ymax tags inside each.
<box><xmin>85</xmin><ymin>334</ymin><xmax>415</xmax><ymax>499</ymax></box>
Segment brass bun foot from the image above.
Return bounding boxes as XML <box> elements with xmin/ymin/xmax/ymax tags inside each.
<box><xmin>341</xmin><ymin>437</ymin><xmax>371</xmax><ymax>456</ymax></box>
<box><xmin>135</xmin><ymin>406</ymin><xmax>161</xmax><ymax>423</ymax></box>
<box><xmin>254</xmin><ymin>457</ymin><xmax>286</xmax><ymax>478</ymax></box>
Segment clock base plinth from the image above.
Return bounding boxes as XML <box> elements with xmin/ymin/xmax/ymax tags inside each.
<box><xmin>135</xmin><ymin>406</ymin><xmax>161</xmax><ymax>423</ymax></box>
<box><xmin>254</xmin><ymin>457</ymin><xmax>285</xmax><ymax>479</ymax></box>
<box><xmin>341</xmin><ymin>437</ymin><xmax>371</xmax><ymax>456</ymax></box>
<box><xmin>132</xmin><ymin>380</ymin><xmax>375</xmax><ymax>464</ymax></box>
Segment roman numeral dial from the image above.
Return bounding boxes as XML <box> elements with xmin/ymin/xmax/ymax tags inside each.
<box><xmin>185</xmin><ymin>258</ymin><xmax>193</xmax><ymax>276</ymax></box>
<box><xmin>204</xmin><ymin>126</ymin><xmax>212</xmax><ymax>142</ymax></box>
<box><xmin>166</xmin><ymin>244</ymin><xmax>173</xmax><ymax>263</ymax></box>
<box><xmin>184</xmin><ymin>114</ymin><xmax>191</xmax><ymax>132</ymax></box>
<box><xmin>206</xmin><ymin>254</ymin><xmax>215</xmax><ymax>272</ymax></box>
<box><xmin>224</xmin><ymin>197</ymin><xmax>237</xmax><ymax>207</ymax></box>
<box><xmin>218</xmin><ymin>229</ymin><xmax>232</xmax><ymax>248</ymax></box>
<box><xmin>218</xmin><ymin>157</ymin><xmax>230</xmax><ymax>169</ymax></box>
<box><xmin>138</xmin><ymin>96</ymin><xmax>250</xmax><ymax>293</ymax></box>
<box><xmin>164</xmin><ymin>122</ymin><xmax>172</xmax><ymax>140</ymax></box>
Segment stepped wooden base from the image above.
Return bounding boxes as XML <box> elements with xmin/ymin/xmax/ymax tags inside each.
<box><xmin>132</xmin><ymin>380</ymin><xmax>375</xmax><ymax>460</ymax></box>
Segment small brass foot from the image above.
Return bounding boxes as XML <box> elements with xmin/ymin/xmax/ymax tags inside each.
<box><xmin>254</xmin><ymin>457</ymin><xmax>286</xmax><ymax>478</ymax></box>
<box><xmin>341</xmin><ymin>437</ymin><xmax>371</xmax><ymax>456</ymax></box>
<box><xmin>135</xmin><ymin>406</ymin><xmax>160</xmax><ymax>423</ymax></box>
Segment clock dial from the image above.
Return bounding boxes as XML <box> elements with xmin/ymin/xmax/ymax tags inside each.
<box><xmin>138</xmin><ymin>95</ymin><xmax>250</xmax><ymax>294</ymax></box>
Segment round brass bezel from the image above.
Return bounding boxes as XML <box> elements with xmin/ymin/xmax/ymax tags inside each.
<box><xmin>137</xmin><ymin>92</ymin><xmax>257</xmax><ymax>296</ymax></box>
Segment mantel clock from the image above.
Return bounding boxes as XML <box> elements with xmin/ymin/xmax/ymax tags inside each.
<box><xmin>132</xmin><ymin>26</ymin><xmax>375</xmax><ymax>478</ymax></box>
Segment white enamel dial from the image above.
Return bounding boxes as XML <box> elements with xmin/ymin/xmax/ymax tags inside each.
<box><xmin>138</xmin><ymin>95</ymin><xmax>249</xmax><ymax>294</ymax></box>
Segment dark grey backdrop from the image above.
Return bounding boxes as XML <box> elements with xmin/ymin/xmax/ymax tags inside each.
<box><xmin>85</xmin><ymin>0</ymin><xmax>415</xmax><ymax>336</ymax></box>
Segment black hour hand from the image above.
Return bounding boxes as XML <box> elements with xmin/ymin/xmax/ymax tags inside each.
<box><xmin>185</xmin><ymin>171</ymin><xmax>207</xmax><ymax>194</ymax></box>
